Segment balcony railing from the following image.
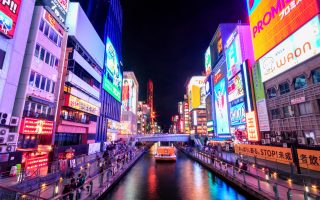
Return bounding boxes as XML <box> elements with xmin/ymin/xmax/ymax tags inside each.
<box><xmin>60</xmin><ymin>115</ymin><xmax>90</xmax><ymax>124</ymax></box>
<box><xmin>23</xmin><ymin>110</ymin><xmax>55</xmax><ymax>121</ymax></box>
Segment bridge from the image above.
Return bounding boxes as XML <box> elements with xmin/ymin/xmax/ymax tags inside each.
<box><xmin>135</xmin><ymin>134</ymin><xmax>190</xmax><ymax>142</ymax></box>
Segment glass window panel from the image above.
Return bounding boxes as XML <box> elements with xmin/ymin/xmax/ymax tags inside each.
<box><xmin>50</xmin><ymin>55</ymin><xmax>55</xmax><ymax>67</ymax></box>
<box><xmin>40</xmin><ymin>48</ymin><xmax>45</xmax><ymax>61</ymax></box>
<box><xmin>45</xmin><ymin>79</ymin><xmax>51</xmax><ymax>92</ymax></box>
<box><xmin>35</xmin><ymin>74</ymin><xmax>41</xmax><ymax>88</ymax></box>
<box><xmin>41</xmin><ymin>77</ymin><xmax>46</xmax><ymax>90</ymax></box>
<box><xmin>34</xmin><ymin>44</ymin><xmax>40</xmax><ymax>58</ymax></box>
<box><xmin>44</xmin><ymin>23</ymin><xmax>49</xmax><ymax>36</ymax></box>
<box><xmin>45</xmin><ymin>51</ymin><xmax>50</xmax><ymax>64</ymax></box>
<box><xmin>279</xmin><ymin>82</ymin><xmax>290</xmax><ymax>95</ymax></box>
<box><xmin>312</xmin><ymin>68</ymin><xmax>320</xmax><ymax>84</ymax></box>
<box><xmin>51</xmin><ymin>82</ymin><xmax>55</xmax><ymax>94</ymax></box>
<box><xmin>39</xmin><ymin>19</ymin><xmax>45</xmax><ymax>32</ymax></box>
<box><xmin>29</xmin><ymin>71</ymin><xmax>35</xmax><ymax>86</ymax></box>
<box><xmin>294</xmin><ymin>75</ymin><xmax>307</xmax><ymax>90</ymax></box>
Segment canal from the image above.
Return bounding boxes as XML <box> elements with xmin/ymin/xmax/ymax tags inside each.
<box><xmin>103</xmin><ymin>147</ymin><xmax>248</xmax><ymax>200</ymax></box>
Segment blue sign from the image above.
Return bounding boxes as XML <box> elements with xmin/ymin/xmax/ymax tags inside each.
<box><xmin>229</xmin><ymin>102</ymin><xmax>246</xmax><ymax>126</ymax></box>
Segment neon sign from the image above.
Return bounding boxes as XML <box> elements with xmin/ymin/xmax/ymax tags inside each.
<box><xmin>20</xmin><ymin>118</ymin><xmax>54</xmax><ymax>135</ymax></box>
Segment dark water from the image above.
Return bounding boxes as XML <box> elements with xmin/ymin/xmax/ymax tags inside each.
<box><xmin>103</xmin><ymin>149</ymin><xmax>247</xmax><ymax>200</ymax></box>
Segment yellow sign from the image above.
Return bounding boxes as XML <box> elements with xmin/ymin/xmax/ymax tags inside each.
<box><xmin>297</xmin><ymin>149</ymin><xmax>320</xmax><ymax>172</ymax></box>
<box><xmin>234</xmin><ymin>144</ymin><xmax>293</xmax><ymax>164</ymax></box>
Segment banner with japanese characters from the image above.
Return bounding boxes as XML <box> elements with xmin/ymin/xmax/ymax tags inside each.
<box><xmin>297</xmin><ymin>149</ymin><xmax>320</xmax><ymax>172</ymax></box>
<box><xmin>234</xmin><ymin>144</ymin><xmax>293</xmax><ymax>164</ymax></box>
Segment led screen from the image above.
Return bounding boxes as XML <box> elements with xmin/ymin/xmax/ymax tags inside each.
<box><xmin>225</xmin><ymin>34</ymin><xmax>242</xmax><ymax>80</ymax></box>
<box><xmin>205</xmin><ymin>47</ymin><xmax>212</xmax><ymax>75</ymax></box>
<box><xmin>103</xmin><ymin>37</ymin><xmax>122</xmax><ymax>102</ymax></box>
<box><xmin>122</xmin><ymin>78</ymin><xmax>137</xmax><ymax>114</ymax></box>
<box><xmin>229</xmin><ymin>102</ymin><xmax>246</xmax><ymax>126</ymax></box>
<box><xmin>259</xmin><ymin>16</ymin><xmax>320</xmax><ymax>82</ymax></box>
<box><xmin>214</xmin><ymin>78</ymin><xmax>230</xmax><ymax>135</ymax></box>
<box><xmin>0</xmin><ymin>0</ymin><xmax>22</xmax><ymax>38</ymax></box>
<box><xmin>247</xmin><ymin>0</ymin><xmax>320</xmax><ymax>60</ymax></box>
<box><xmin>228</xmin><ymin>72</ymin><xmax>244</xmax><ymax>102</ymax></box>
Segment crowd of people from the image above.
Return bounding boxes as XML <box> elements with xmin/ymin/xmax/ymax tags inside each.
<box><xmin>61</xmin><ymin>141</ymin><xmax>142</xmax><ymax>200</ymax></box>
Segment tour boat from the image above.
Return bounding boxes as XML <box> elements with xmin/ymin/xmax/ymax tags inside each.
<box><xmin>154</xmin><ymin>146</ymin><xmax>176</xmax><ymax>161</ymax></box>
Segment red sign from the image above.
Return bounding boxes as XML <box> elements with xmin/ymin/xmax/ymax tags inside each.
<box><xmin>248</xmin><ymin>0</ymin><xmax>320</xmax><ymax>60</ymax></box>
<box><xmin>20</xmin><ymin>118</ymin><xmax>54</xmax><ymax>134</ymax></box>
<box><xmin>0</xmin><ymin>0</ymin><xmax>22</xmax><ymax>38</ymax></box>
<box><xmin>25</xmin><ymin>154</ymin><xmax>48</xmax><ymax>170</ymax></box>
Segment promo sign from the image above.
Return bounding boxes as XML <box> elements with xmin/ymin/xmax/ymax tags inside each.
<box><xmin>0</xmin><ymin>0</ymin><xmax>22</xmax><ymax>38</ymax></box>
<box><xmin>229</xmin><ymin>102</ymin><xmax>246</xmax><ymax>126</ymax></box>
<box><xmin>65</xmin><ymin>94</ymin><xmax>100</xmax><ymax>116</ymax></box>
<box><xmin>297</xmin><ymin>149</ymin><xmax>320</xmax><ymax>172</ymax></box>
<box><xmin>246</xmin><ymin>111</ymin><xmax>260</xmax><ymax>141</ymax></box>
<box><xmin>247</xmin><ymin>0</ymin><xmax>320</xmax><ymax>60</ymax></box>
<box><xmin>204</xmin><ymin>47</ymin><xmax>212</xmax><ymax>76</ymax></box>
<box><xmin>228</xmin><ymin>72</ymin><xmax>244</xmax><ymax>102</ymax></box>
<box><xmin>20</xmin><ymin>118</ymin><xmax>54</xmax><ymax>135</ymax></box>
<box><xmin>259</xmin><ymin>16</ymin><xmax>320</xmax><ymax>82</ymax></box>
<box><xmin>225</xmin><ymin>32</ymin><xmax>242</xmax><ymax>80</ymax></box>
<box><xmin>42</xmin><ymin>0</ymin><xmax>69</xmax><ymax>24</ymax></box>
<box><xmin>234</xmin><ymin>144</ymin><xmax>293</xmax><ymax>164</ymax></box>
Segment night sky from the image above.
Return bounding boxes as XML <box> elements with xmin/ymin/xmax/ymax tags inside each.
<box><xmin>120</xmin><ymin>0</ymin><xmax>248</xmax><ymax>130</ymax></box>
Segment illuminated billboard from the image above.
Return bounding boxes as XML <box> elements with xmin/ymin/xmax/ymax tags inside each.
<box><xmin>247</xmin><ymin>0</ymin><xmax>320</xmax><ymax>60</ymax></box>
<box><xmin>122</xmin><ymin>78</ymin><xmax>137</xmax><ymax>114</ymax></box>
<box><xmin>246</xmin><ymin>111</ymin><xmax>260</xmax><ymax>142</ymax></box>
<box><xmin>230</xmin><ymin>102</ymin><xmax>246</xmax><ymax>126</ymax></box>
<box><xmin>187</xmin><ymin>76</ymin><xmax>205</xmax><ymax>110</ymax></box>
<box><xmin>225</xmin><ymin>33</ymin><xmax>242</xmax><ymax>80</ymax></box>
<box><xmin>103</xmin><ymin>37</ymin><xmax>122</xmax><ymax>102</ymax></box>
<box><xmin>214</xmin><ymin>78</ymin><xmax>230</xmax><ymax>135</ymax></box>
<box><xmin>42</xmin><ymin>0</ymin><xmax>69</xmax><ymax>24</ymax></box>
<box><xmin>259</xmin><ymin>16</ymin><xmax>320</xmax><ymax>82</ymax></box>
<box><xmin>20</xmin><ymin>118</ymin><xmax>54</xmax><ymax>135</ymax></box>
<box><xmin>0</xmin><ymin>0</ymin><xmax>22</xmax><ymax>38</ymax></box>
<box><xmin>204</xmin><ymin>47</ymin><xmax>212</xmax><ymax>75</ymax></box>
<box><xmin>228</xmin><ymin>72</ymin><xmax>244</xmax><ymax>102</ymax></box>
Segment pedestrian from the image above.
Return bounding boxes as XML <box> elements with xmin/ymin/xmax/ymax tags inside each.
<box><xmin>62</xmin><ymin>183</ymin><xmax>71</xmax><ymax>200</ymax></box>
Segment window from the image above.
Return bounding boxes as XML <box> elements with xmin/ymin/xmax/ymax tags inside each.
<box><xmin>271</xmin><ymin>109</ymin><xmax>280</xmax><ymax>119</ymax></box>
<box><xmin>41</xmin><ymin>77</ymin><xmax>46</xmax><ymax>90</ymax></box>
<box><xmin>49</xmin><ymin>28</ymin><xmax>55</xmax><ymax>41</ymax></box>
<box><xmin>45</xmin><ymin>80</ymin><xmax>51</xmax><ymax>92</ymax></box>
<box><xmin>279</xmin><ymin>82</ymin><xmax>290</xmax><ymax>95</ymax></box>
<box><xmin>45</xmin><ymin>51</ymin><xmax>50</xmax><ymax>64</ymax></box>
<box><xmin>50</xmin><ymin>55</ymin><xmax>55</xmax><ymax>67</ymax></box>
<box><xmin>44</xmin><ymin>23</ymin><xmax>49</xmax><ymax>36</ymax></box>
<box><xmin>294</xmin><ymin>75</ymin><xmax>307</xmax><ymax>90</ymax></box>
<box><xmin>55</xmin><ymin>58</ymin><xmax>59</xmax><ymax>67</ymax></box>
<box><xmin>283</xmin><ymin>106</ymin><xmax>295</xmax><ymax>118</ymax></box>
<box><xmin>267</xmin><ymin>87</ymin><xmax>277</xmax><ymax>99</ymax></box>
<box><xmin>0</xmin><ymin>49</ymin><xmax>5</xmax><ymax>70</ymax></box>
<box><xmin>35</xmin><ymin>74</ymin><xmax>41</xmax><ymax>88</ymax></box>
<box><xmin>312</xmin><ymin>68</ymin><xmax>320</xmax><ymax>84</ymax></box>
<box><xmin>34</xmin><ymin>44</ymin><xmax>40</xmax><ymax>58</ymax></box>
<box><xmin>51</xmin><ymin>82</ymin><xmax>55</xmax><ymax>94</ymax></box>
<box><xmin>299</xmin><ymin>102</ymin><xmax>313</xmax><ymax>115</ymax></box>
<box><xmin>40</xmin><ymin>48</ymin><xmax>45</xmax><ymax>61</ymax></box>
<box><xmin>29</xmin><ymin>71</ymin><xmax>35</xmax><ymax>86</ymax></box>
<box><xmin>36</xmin><ymin>104</ymin><xmax>42</xmax><ymax>114</ymax></box>
<box><xmin>39</xmin><ymin>19</ymin><xmax>44</xmax><ymax>32</ymax></box>
<box><xmin>57</xmin><ymin>36</ymin><xmax>62</xmax><ymax>47</ymax></box>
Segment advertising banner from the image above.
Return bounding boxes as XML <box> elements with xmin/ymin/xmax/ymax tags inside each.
<box><xmin>0</xmin><ymin>0</ymin><xmax>22</xmax><ymax>38</ymax></box>
<box><xmin>20</xmin><ymin>118</ymin><xmax>54</xmax><ymax>135</ymax></box>
<box><xmin>252</xmin><ymin>63</ymin><xmax>270</xmax><ymax>131</ymax></box>
<box><xmin>297</xmin><ymin>149</ymin><xmax>320</xmax><ymax>172</ymax></box>
<box><xmin>247</xmin><ymin>0</ymin><xmax>320</xmax><ymax>60</ymax></box>
<box><xmin>234</xmin><ymin>144</ymin><xmax>293</xmax><ymax>164</ymax></box>
<box><xmin>103</xmin><ymin>37</ymin><xmax>122</xmax><ymax>102</ymax></box>
<box><xmin>188</xmin><ymin>76</ymin><xmax>205</xmax><ymax>110</ymax></box>
<box><xmin>225</xmin><ymin>33</ymin><xmax>242</xmax><ymax>80</ymax></box>
<box><xmin>228</xmin><ymin>72</ymin><xmax>244</xmax><ymax>102</ymax></box>
<box><xmin>214</xmin><ymin>78</ymin><xmax>230</xmax><ymax>135</ymax></box>
<box><xmin>259</xmin><ymin>16</ymin><xmax>320</xmax><ymax>82</ymax></box>
<box><xmin>122</xmin><ymin>78</ymin><xmax>137</xmax><ymax>114</ymax></box>
<box><xmin>246</xmin><ymin>111</ymin><xmax>260</xmax><ymax>141</ymax></box>
<box><xmin>205</xmin><ymin>47</ymin><xmax>212</xmax><ymax>75</ymax></box>
<box><xmin>230</xmin><ymin>102</ymin><xmax>246</xmax><ymax>126</ymax></box>
<box><xmin>65</xmin><ymin>94</ymin><xmax>100</xmax><ymax>116</ymax></box>
<box><xmin>42</xmin><ymin>0</ymin><xmax>69</xmax><ymax>24</ymax></box>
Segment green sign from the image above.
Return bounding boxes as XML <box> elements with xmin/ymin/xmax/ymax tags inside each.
<box><xmin>103</xmin><ymin>75</ymin><xmax>121</xmax><ymax>102</ymax></box>
<box><xmin>252</xmin><ymin>62</ymin><xmax>265</xmax><ymax>101</ymax></box>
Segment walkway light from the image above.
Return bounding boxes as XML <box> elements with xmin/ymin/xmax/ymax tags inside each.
<box><xmin>312</xmin><ymin>185</ymin><xmax>317</xmax><ymax>189</ymax></box>
<box><xmin>305</xmin><ymin>186</ymin><xmax>309</xmax><ymax>193</ymax></box>
<box><xmin>288</xmin><ymin>178</ymin><xmax>292</xmax><ymax>182</ymax></box>
<box><xmin>55</xmin><ymin>185</ymin><xmax>59</xmax><ymax>194</ymax></box>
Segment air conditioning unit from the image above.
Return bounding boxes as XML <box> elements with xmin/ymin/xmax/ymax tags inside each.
<box><xmin>298</xmin><ymin>137</ymin><xmax>306</xmax><ymax>145</ymax></box>
<box><xmin>276</xmin><ymin>136</ymin><xmax>282</xmax><ymax>143</ymax></box>
<box><xmin>265</xmin><ymin>139</ymin><xmax>271</xmax><ymax>144</ymax></box>
<box><xmin>261</xmin><ymin>139</ymin><xmax>266</xmax><ymax>145</ymax></box>
<box><xmin>0</xmin><ymin>146</ymin><xmax>7</xmax><ymax>153</ymax></box>
<box><xmin>9</xmin><ymin>117</ymin><xmax>19</xmax><ymax>127</ymax></box>
<box><xmin>271</xmin><ymin>138</ymin><xmax>276</xmax><ymax>142</ymax></box>
<box><xmin>6</xmin><ymin>145</ymin><xmax>15</xmax><ymax>152</ymax></box>
<box><xmin>7</xmin><ymin>133</ymin><xmax>18</xmax><ymax>144</ymax></box>
<box><xmin>0</xmin><ymin>113</ymin><xmax>11</xmax><ymax>126</ymax></box>
<box><xmin>0</xmin><ymin>128</ymin><xmax>8</xmax><ymax>136</ymax></box>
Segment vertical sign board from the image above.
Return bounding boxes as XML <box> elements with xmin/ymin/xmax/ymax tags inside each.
<box><xmin>204</xmin><ymin>47</ymin><xmax>212</xmax><ymax>76</ymax></box>
<box><xmin>247</xmin><ymin>0</ymin><xmax>320</xmax><ymax>61</ymax></box>
<box><xmin>252</xmin><ymin>63</ymin><xmax>270</xmax><ymax>131</ymax></box>
<box><xmin>42</xmin><ymin>0</ymin><xmax>69</xmax><ymax>24</ymax></box>
<box><xmin>246</xmin><ymin>111</ymin><xmax>260</xmax><ymax>141</ymax></box>
<box><xmin>0</xmin><ymin>0</ymin><xmax>22</xmax><ymax>38</ymax></box>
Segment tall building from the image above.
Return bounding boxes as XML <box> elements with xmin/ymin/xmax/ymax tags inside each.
<box><xmin>12</xmin><ymin>1</ymin><xmax>69</xmax><ymax>174</ymax></box>
<box><xmin>0</xmin><ymin>1</ymin><xmax>35</xmax><ymax>172</ymax></box>
<box><xmin>147</xmin><ymin>80</ymin><xmax>154</xmax><ymax>121</ymax></box>
<box><xmin>121</xmin><ymin>71</ymin><xmax>139</xmax><ymax>136</ymax></box>
<box><xmin>54</xmin><ymin>2</ymin><xmax>104</xmax><ymax>157</ymax></box>
<box><xmin>96</xmin><ymin>0</ymin><xmax>123</xmax><ymax>143</ymax></box>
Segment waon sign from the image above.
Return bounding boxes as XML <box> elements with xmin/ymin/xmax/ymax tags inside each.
<box><xmin>247</xmin><ymin>0</ymin><xmax>320</xmax><ymax>61</ymax></box>
<box><xmin>0</xmin><ymin>0</ymin><xmax>22</xmax><ymax>38</ymax></box>
<box><xmin>20</xmin><ymin>118</ymin><xmax>54</xmax><ymax>134</ymax></box>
